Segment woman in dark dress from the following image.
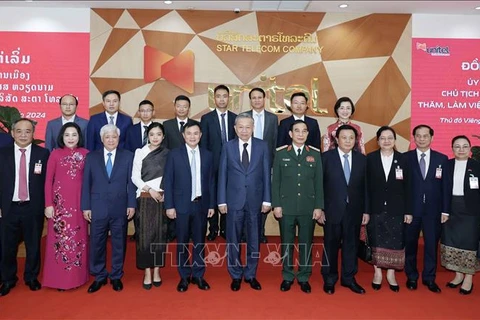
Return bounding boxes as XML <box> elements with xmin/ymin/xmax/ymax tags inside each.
<box><xmin>441</xmin><ymin>135</ymin><xmax>480</xmax><ymax>295</ymax></box>
<box><xmin>366</xmin><ymin>126</ymin><xmax>412</xmax><ymax>292</ymax></box>
<box><xmin>131</xmin><ymin>122</ymin><xmax>169</xmax><ymax>290</ymax></box>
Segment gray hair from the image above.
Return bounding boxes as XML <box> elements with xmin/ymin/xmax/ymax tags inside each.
<box><xmin>12</xmin><ymin>118</ymin><xmax>36</xmax><ymax>132</ymax></box>
<box><xmin>234</xmin><ymin>112</ymin><xmax>254</xmax><ymax>125</ymax></box>
<box><xmin>100</xmin><ymin>124</ymin><xmax>120</xmax><ymax>138</ymax></box>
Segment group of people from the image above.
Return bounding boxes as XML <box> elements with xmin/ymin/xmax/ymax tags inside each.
<box><xmin>0</xmin><ymin>85</ymin><xmax>478</xmax><ymax>298</ymax></box>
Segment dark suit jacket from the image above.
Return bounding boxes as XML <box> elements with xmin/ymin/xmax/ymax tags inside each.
<box><xmin>366</xmin><ymin>150</ymin><xmax>411</xmax><ymax>216</ymax></box>
<box><xmin>277</xmin><ymin>115</ymin><xmax>321</xmax><ymax>149</ymax></box>
<box><xmin>163</xmin><ymin>145</ymin><xmax>215</xmax><ymax>214</ymax></box>
<box><xmin>407</xmin><ymin>149</ymin><xmax>450</xmax><ymax>217</ymax></box>
<box><xmin>322</xmin><ymin>148</ymin><xmax>366</xmax><ymax>224</ymax></box>
<box><xmin>0</xmin><ymin>144</ymin><xmax>50</xmax><ymax>217</ymax></box>
<box><xmin>246</xmin><ymin>110</ymin><xmax>278</xmax><ymax>167</ymax></box>
<box><xmin>80</xmin><ymin>148</ymin><xmax>136</xmax><ymax>219</ymax></box>
<box><xmin>124</xmin><ymin>123</ymin><xmax>144</xmax><ymax>153</ymax></box>
<box><xmin>86</xmin><ymin>112</ymin><xmax>132</xmax><ymax>151</ymax></box>
<box><xmin>446</xmin><ymin>158</ymin><xmax>480</xmax><ymax>214</ymax></box>
<box><xmin>200</xmin><ymin>110</ymin><xmax>236</xmax><ymax>173</ymax></box>
<box><xmin>0</xmin><ymin>132</ymin><xmax>14</xmax><ymax>148</ymax></box>
<box><xmin>217</xmin><ymin>138</ymin><xmax>271</xmax><ymax>211</ymax></box>
<box><xmin>45</xmin><ymin>116</ymin><xmax>89</xmax><ymax>151</ymax></box>
<box><xmin>163</xmin><ymin>118</ymin><xmax>184</xmax><ymax>150</ymax></box>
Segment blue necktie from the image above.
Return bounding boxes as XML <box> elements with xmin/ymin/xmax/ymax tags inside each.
<box><xmin>106</xmin><ymin>152</ymin><xmax>113</xmax><ymax>178</ymax></box>
<box><xmin>191</xmin><ymin>149</ymin><xmax>197</xmax><ymax>201</ymax></box>
<box><xmin>221</xmin><ymin>113</ymin><xmax>227</xmax><ymax>144</ymax></box>
<box><xmin>343</xmin><ymin>154</ymin><xmax>350</xmax><ymax>184</ymax></box>
<box><xmin>419</xmin><ymin>153</ymin><xmax>426</xmax><ymax>179</ymax></box>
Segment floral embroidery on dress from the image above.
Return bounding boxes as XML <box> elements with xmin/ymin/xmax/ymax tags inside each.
<box><xmin>60</xmin><ymin>150</ymin><xmax>84</xmax><ymax>178</ymax></box>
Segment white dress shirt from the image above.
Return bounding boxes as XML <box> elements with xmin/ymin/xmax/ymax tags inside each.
<box><xmin>140</xmin><ymin>121</ymin><xmax>152</xmax><ymax>141</ymax></box>
<box><xmin>62</xmin><ymin>114</ymin><xmax>76</xmax><ymax>125</ymax></box>
<box><xmin>337</xmin><ymin>148</ymin><xmax>352</xmax><ymax>169</ymax></box>
<box><xmin>131</xmin><ymin>145</ymin><xmax>164</xmax><ymax>198</ymax></box>
<box><xmin>416</xmin><ymin>148</ymin><xmax>431</xmax><ymax>176</ymax></box>
<box><xmin>453</xmin><ymin>159</ymin><xmax>467</xmax><ymax>196</ymax></box>
<box><xmin>176</xmin><ymin>117</ymin><xmax>189</xmax><ymax>131</ymax></box>
<box><xmin>238</xmin><ymin>138</ymin><xmax>252</xmax><ymax>162</ymax></box>
<box><xmin>104</xmin><ymin>148</ymin><xmax>116</xmax><ymax>166</ymax></box>
<box><xmin>293</xmin><ymin>115</ymin><xmax>305</xmax><ymax>121</ymax></box>
<box><xmin>380</xmin><ymin>152</ymin><xmax>394</xmax><ymax>181</ymax></box>
<box><xmin>13</xmin><ymin>143</ymin><xmax>32</xmax><ymax>201</ymax></box>
<box><xmin>292</xmin><ymin>144</ymin><xmax>304</xmax><ymax>156</ymax></box>
<box><xmin>252</xmin><ymin>109</ymin><xmax>265</xmax><ymax>139</ymax></box>
<box><xmin>216</xmin><ymin>109</ymin><xmax>229</xmax><ymax>140</ymax></box>
<box><xmin>186</xmin><ymin>144</ymin><xmax>202</xmax><ymax>198</ymax></box>
<box><xmin>105</xmin><ymin>111</ymin><xmax>118</xmax><ymax>125</ymax></box>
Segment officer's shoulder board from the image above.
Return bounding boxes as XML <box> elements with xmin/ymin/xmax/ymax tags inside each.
<box><xmin>276</xmin><ymin>145</ymin><xmax>288</xmax><ymax>152</ymax></box>
<box><xmin>307</xmin><ymin>145</ymin><xmax>320</xmax><ymax>153</ymax></box>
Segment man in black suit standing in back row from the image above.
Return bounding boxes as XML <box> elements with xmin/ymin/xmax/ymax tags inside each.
<box><xmin>0</xmin><ymin>118</ymin><xmax>50</xmax><ymax>297</ymax></box>
<box><xmin>200</xmin><ymin>85</ymin><xmax>237</xmax><ymax>241</ymax></box>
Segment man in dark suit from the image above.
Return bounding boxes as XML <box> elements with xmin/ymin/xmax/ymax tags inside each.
<box><xmin>0</xmin><ymin>118</ymin><xmax>49</xmax><ymax>297</ymax></box>
<box><xmin>272</xmin><ymin>120</ymin><xmax>323</xmax><ymax>293</ymax></box>
<box><xmin>124</xmin><ymin>100</ymin><xmax>155</xmax><ymax>152</ymax></box>
<box><xmin>405</xmin><ymin>124</ymin><xmax>450</xmax><ymax>293</ymax></box>
<box><xmin>245</xmin><ymin>87</ymin><xmax>278</xmax><ymax>243</ymax></box>
<box><xmin>45</xmin><ymin>94</ymin><xmax>88</xmax><ymax>151</ymax></box>
<box><xmin>200</xmin><ymin>84</ymin><xmax>237</xmax><ymax>241</ymax></box>
<box><xmin>86</xmin><ymin>90</ymin><xmax>132</xmax><ymax>151</ymax></box>
<box><xmin>164</xmin><ymin>120</ymin><xmax>215</xmax><ymax>292</ymax></box>
<box><xmin>0</xmin><ymin>132</ymin><xmax>13</xmax><ymax>148</ymax></box>
<box><xmin>277</xmin><ymin>92</ymin><xmax>321</xmax><ymax>149</ymax></box>
<box><xmin>81</xmin><ymin>124</ymin><xmax>136</xmax><ymax>293</ymax></box>
<box><xmin>319</xmin><ymin>124</ymin><xmax>368</xmax><ymax>295</ymax></box>
<box><xmin>163</xmin><ymin>95</ymin><xmax>191</xmax><ymax>242</ymax></box>
<box><xmin>217</xmin><ymin>112</ymin><xmax>271</xmax><ymax>291</ymax></box>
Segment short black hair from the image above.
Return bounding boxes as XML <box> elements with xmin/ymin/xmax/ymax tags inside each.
<box><xmin>289</xmin><ymin>119</ymin><xmax>308</xmax><ymax>132</ymax></box>
<box><xmin>183</xmin><ymin>119</ymin><xmax>201</xmax><ymax>132</ymax></box>
<box><xmin>147</xmin><ymin>122</ymin><xmax>164</xmax><ymax>136</ymax></box>
<box><xmin>102</xmin><ymin>90</ymin><xmax>121</xmax><ymax>101</ymax></box>
<box><xmin>138</xmin><ymin>100</ymin><xmax>154</xmax><ymax>109</ymax></box>
<box><xmin>376</xmin><ymin>126</ymin><xmax>396</xmax><ymax>140</ymax></box>
<box><xmin>290</xmin><ymin>92</ymin><xmax>308</xmax><ymax>103</ymax></box>
<box><xmin>249</xmin><ymin>87</ymin><xmax>265</xmax><ymax>99</ymax></box>
<box><xmin>174</xmin><ymin>95</ymin><xmax>191</xmax><ymax>106</ymax></box>
<box><xmin>57</xmin><ymin>122</ymin><xmax>84</xmax><ymax>148</ymax></box>
<box><xmin>412</xmin><ymin>124</ymin><xmax>434</xmax><ymax>136</ymax></box>
<box><xmin>335</xmin><ymin>124</ymin><xmax>358</xmax><ymax>139</ymax></box>
<box><xmin>334</xmin><ymin>97</ymin><xmax>355</xmax><ymax>118</ymax></box>
<box><xmin>214</xmin><ymin>84</ymin><xmax>230</xmax><ymax>95</ymax></box>
<box><xmin>59</xmin><ymin>94</ymin><xmax>78</xmax><ymax>106</ymax></box>
<box><xmin>451</xmin><ymin>135</ymin><xmax>471</xmax><ymax>147</ymax></box>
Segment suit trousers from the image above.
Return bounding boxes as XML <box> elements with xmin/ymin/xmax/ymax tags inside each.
<box><xmin>279</xmin><ymin>214</ymin><xmax>315</xmax><ymax>282</ymax></box>
<box><xmin>405</xmin><ymin>210</ymin><xmax>441</xmax><ymax>282</ymax></box>
<box><xmin>175</xmin><ymin>201</ymin><xmax>208</xmax><ymax>279</ymax></box>
<box><xmin>321</xmin><ymin>212</ymin><xmax>361</xmax><ymax>286</ymax></box>
<box><xmin>89</xmin><ymin>215</ymin><xmax>128</xmax><ymax>281</ymax></box>
<box><xmin>226</xmin><ymin>202</ymin><xmax>261</xmax><ymax>280</ymax></box>
<box><xmin>1</xmin><ymin>202</ymin><xmax>44</xmax><ymax>284</ymax></box>
<box><xmin>208</xmin><ymin>208</ymin><xmax>226</xmax><ymax>236</ymax></box>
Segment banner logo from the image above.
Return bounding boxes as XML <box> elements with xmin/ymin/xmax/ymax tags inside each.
<box><xmin>416</xmin><ymin>42</ymin><xmax>450</xmax><ymax>56</ymax></box>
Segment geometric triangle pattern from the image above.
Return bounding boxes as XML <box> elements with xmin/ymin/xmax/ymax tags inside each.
<box><xmin>91</xmin><ymin>9</ymin><xmax>412</xmax><ymax>152</ymax></box>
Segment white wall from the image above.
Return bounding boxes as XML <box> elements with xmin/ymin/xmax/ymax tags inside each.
<box><xmin>413</xmin><ymin>14</ymin><xmax>480</xmax><ymax>38</ymax></box>
<box><xmin>0</xmin><ymin>7</ymin><xmax>89</xmax><ymax>32</ymax></box>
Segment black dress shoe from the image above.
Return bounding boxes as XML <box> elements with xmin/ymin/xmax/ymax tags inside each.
<box><xmin>111</xmin><ymin>279</ymin><xmax>123</xmax><ymax>291</ymax></box>
<box><xmin>371</xmin><ymin>282</ymin><xmax>382</xmax><ymax>291</ymax></box>
<box><xmin>143</xmin><ymin>283</ymin><xmax>152</xmax><ymax>290</ymax></box>
<box><xmin>177</xmin><ymin>278</ymin><xmax>190</xmax><ymax>292</ymax></box>
<box><xmin>25</xmin><ymin>279</ymin><xmax>42</xmax><ymax>291</ymax></box>
<box><xmin>406</xmin><ymin>279</ymin><xmax>417</xmax><ymax>290</ymax></box>
<box><xmin>207</xmin><ymin>232</ymin><xmax>217</xmax><ymax>241</ymax></box>
<box><xmin>323</xmin><ymin>284</ymin><xmax>335</xmax><ymax>295</ymax></box>
<box><xmin>87</xmin><ymin>279</ymin><xmax>107</xmax><ymax>293</ymax></box>
<box><xmin>341</xmin><ymin>281</ymin><xmax>366</xmax><ymax>294</ymax></box>
<box><xmin>191</xmin><ymin>277</ymin><xmax>210</xmax><ymax>290</ymax></box>
<box><xmin>245</xmin><ymin>278</ymin><xmax>262</xmax><ymax>290</ymax></box>
<box><xmin>298</xmin><ymin>281</ymin><xmax>311</xmax><ymax>293</ymax></box>
<box><xmin>153</xmin><ymin>280</ymin><xmax>162</xmax><ymax>287</ymax></box>
<box><xmin>422</xmin><ymin>280</ymin><xmax>441</xmax><ymax>293</ymax></box>
<box><xmin>231</xmin><ymin>279</ymin><xmax>241</xmax><ymax>291</ymax></box>
<box><xmin>0</xmin><ymin>283</ymin><xmax>16</xmax><ymax>296</ymax></box>
<box><xmin>280</xmin><ymin>280</ymin><xmax>293</xmax><ymax>292</ymax></box>
<box><xmin>460</xmin><ymin>284</ymin><xmax>473</xmax><ymax>295</ymax></box>
<box><xmin>219</xmin><ymin>231</ymin><xmax>227</xmax><ymax>240</ymax></box>
<box><xmin>389</xmin><ymin>284</ymin><xmax>400</xmax><ymax>292</ymax></box>
<box><xmin>446</xmin><ymin>281</ymin><xmax>463</xmax><ymax>288</ymax></box>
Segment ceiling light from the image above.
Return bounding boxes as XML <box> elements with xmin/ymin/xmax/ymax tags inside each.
<box><xmin>164</xmin><ymin>1</ymin><xmax>172</xmax><ymax>4</ymax></box>
<box><xmin>475</xmin><ymin>6</ymin><xmax>480</xmax><ymax>10</ymax></box>
<box><xmin>339</xmin><ymin>4</ymin><xmax>348</xmax><ymax>8</ymax></box>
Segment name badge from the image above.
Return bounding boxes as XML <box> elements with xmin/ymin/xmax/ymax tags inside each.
<box><xmin>395</xmin><ymin>167</ymin><xmax>403</xmax><ymax>180</ymax></box>
<box><xmin>470</xmin><ymin>176</ymin><xmax>479</xmax><ymax>189</ymax></box>
<box><xmin>34</xmin><ymin>161</ymin><xmax>42</xmax><ymax>174</ymax></box>
<box><xmin>435</xmin><ymin>166</ymin><xmax>442</xmax><ymax>179</ymax></box>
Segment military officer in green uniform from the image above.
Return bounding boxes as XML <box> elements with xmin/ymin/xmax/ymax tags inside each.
<box><xmin>272</xmin><ymin>119</ymin><xmax>324</xmax><ymax>293</ymax></box>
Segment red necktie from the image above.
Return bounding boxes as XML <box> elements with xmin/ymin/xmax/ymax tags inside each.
<box><xmin>19</xmin><ymin>148</ymin><xmax>28</xmax><ymax>201</ymax></box>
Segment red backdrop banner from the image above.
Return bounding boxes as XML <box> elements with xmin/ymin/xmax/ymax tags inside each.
<box><xmin>411</xmin><ymin>38</ymin><xmax>480</xmax><ymax>156</ymax></box>
<box><xmin>0</xmin><ymin>31</ymin><xmax>90</xmax><ymax>142</ymax></box>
